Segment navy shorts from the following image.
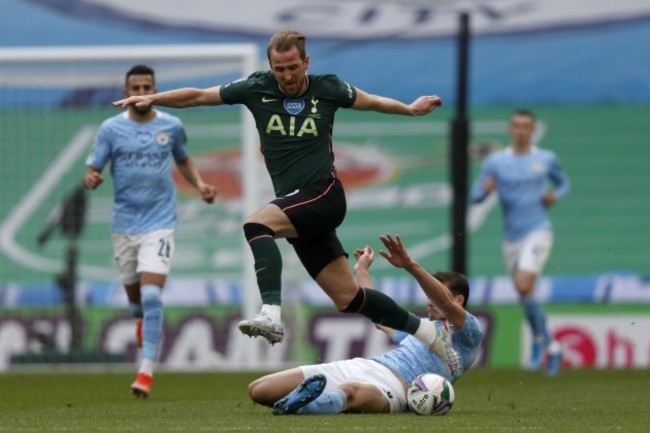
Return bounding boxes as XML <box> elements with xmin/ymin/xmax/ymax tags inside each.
<box><xmin>271</xmin><ymin>176</ymin><xmax>348</xmax><ymax>279</ymax></box>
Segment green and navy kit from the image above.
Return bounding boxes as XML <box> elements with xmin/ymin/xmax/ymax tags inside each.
<box><xmin>86</xmin><ymin>110</ymin><xmax>188</xmax><ymax>234</ymax></box>
<box><xmin>220</xmin><ymin>71</ymin><xmax>357</xmax><ymax>197</ymax></box>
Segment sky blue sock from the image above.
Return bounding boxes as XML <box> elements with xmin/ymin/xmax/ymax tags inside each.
<box><xmin>129</xmin><ymin>302</ymin><xmax>143</xmax><ymax>318</ymax></box>
<box><xmin>299</xmin><ymin>390</ymin><xmax>347</xmax><ymax>414</ymax></box>
<box><xmin>522</xmin><ymin>295</ymin><xmax>550</xmax><ymax>346</ymax></box>
<box><xmin>141</xmin><ymin>284</ymin><xmax>163</xmax><ymax>360</ymax></box>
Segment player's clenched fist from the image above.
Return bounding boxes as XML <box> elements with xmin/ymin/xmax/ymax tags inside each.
<box><xmin>199</xmin><ymin>183</ymin><xmax>217</xmax><ymax>204</ymax></box>
<box><xmin>84</xmin><ymin>170</ymin><xmax>103</xmax><ymax>189</ymax></box>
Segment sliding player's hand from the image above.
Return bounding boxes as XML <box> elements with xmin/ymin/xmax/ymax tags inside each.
<box><xmin>379</xmin><ymin>234</ymin><xmax>413</xmax><ymax>269</ymax></box>
<box><xmin>354</xmin><ymin>245</ymin><xmax>374</xmax><ymax>273</ymax></box>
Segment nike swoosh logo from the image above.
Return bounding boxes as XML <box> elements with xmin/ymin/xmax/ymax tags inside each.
<box><xmin>255</xmin><ymin>267</ymin><xmax>267</xmax><ymax>275</ymax></box>
<box><xmin>262</xmin><ymin>97</ymin><xmax>278</xmax><ymax>103</ymax></box>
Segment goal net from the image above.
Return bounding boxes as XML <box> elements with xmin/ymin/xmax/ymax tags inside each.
<box><xmin>0</xmin><ymin>44</ymin><xmax>287</xmax><ymax>370</ymax></box>
<box><xmin>0</xmin><ymin>43</ymin><xmax>470</xmax><ymax>373</ymax></box>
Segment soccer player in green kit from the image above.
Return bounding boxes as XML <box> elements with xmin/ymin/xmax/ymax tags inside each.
<box><xmin>114</xmin><ymin>30</ymin><xmax>449</xmax><ymax>362</ymax></box>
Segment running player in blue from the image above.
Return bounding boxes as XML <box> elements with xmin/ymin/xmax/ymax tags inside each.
<box><xmin>470</xmin><ymin>109</ymin><xmax>570</xmax><ymax>375</ymax></box>
<box><xmin>84</xmin><ymin>65</ymin><xmax>216</xmax><ymax>397</ymax></box>
<box><xmin>248</xmin><ymin>234</ymin><xmax>483</xmax><ymax>415</ymax></box>
<box><xmin>113</xmin><ymin>30</ymin><xmax>451</xmax><ymax>360</ymax></box>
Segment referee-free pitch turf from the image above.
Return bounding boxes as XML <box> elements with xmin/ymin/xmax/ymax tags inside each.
<box><xmin>0</xmin><ymin>368</ymin><xmax>647</xmax><ymax>432</ymax></box>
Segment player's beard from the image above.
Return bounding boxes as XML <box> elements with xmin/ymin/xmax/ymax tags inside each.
<box><xmin>134</xmin><ymin>105</ymin><xmax>153</xmax><ymax>116</ymax></box>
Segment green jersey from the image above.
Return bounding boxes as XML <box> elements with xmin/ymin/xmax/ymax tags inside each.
<box><xmin>220</xmin><ymin>71</ymin><xmax>357</xmax><ymax>197</ymax></box>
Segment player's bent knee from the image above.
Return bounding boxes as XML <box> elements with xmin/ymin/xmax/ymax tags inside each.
<box><xmin>338</xmin><ymin>383</ymin><xmax>358</xmax><ymax>399</ymax></box>
<box><xmin>514</xmin><ymin>279</ymin><xmax>535</xmax><ymax>296</ymax></box>
<box><xmin>247</xmin><ymin>380</ymin><xmax>261</xmax><ymax>402</ymax></box>
<box><xmin>247</xmin><ymin>379</ymin><xmax>273</xmax><ymax>406</ymax></box>
<box><xmin>340</xmin><ymin>288</ymin><xmax>366</xmax><ymax>313</ymax></box>
<box><xmin>243</xmin><ymin>222</ymin><xmax>275</xmax><ymax>242</ymax></box>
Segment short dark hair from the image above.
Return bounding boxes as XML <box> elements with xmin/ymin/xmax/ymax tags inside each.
<box><xmin>431</xmin><ymin>271</ymin><xmax>470</xmax><ymax>309</ymax></box>
<box><xmin>125</xmin><ymin>64</ymin><xmax>155</xmax><ymax>86</ymax></box>
<box><xmin>267</xmin><ymin>29</ymin><xmax>307</xmax><ymax>61</ymax></box>
<box><xmin>511</xmin><ymin>109</ymin><xmax>535</xmax><ymax>122</ymax></box>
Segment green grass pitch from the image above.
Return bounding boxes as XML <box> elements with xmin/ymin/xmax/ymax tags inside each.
<box><xmin>0</xmin><ymin>368</ymin><xmax>647</xmax><ymax>432</ymax></box>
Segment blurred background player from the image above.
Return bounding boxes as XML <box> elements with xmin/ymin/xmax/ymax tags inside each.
<box><xmin>470</xmin><ymin>109</ymin><xmax>569</xmax><ymax>375</ymax></box>
<box><xmin>84</xmin><ymin>65</ymin><xmax>216</xmax><ymax>397</ymax></box>
<box><xmin>112</xmin><ymin>30</ymin><xmax>451</xmax><ymax>359</ymax></box>
<box><xmin>248</xmin><ymin>234</ymin><xmax>483</xmax><ymax>415</ymax></box>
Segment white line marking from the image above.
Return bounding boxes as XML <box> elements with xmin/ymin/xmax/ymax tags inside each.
<box><xmin>0</xmin><ymin>126</ymin><xmax>115</xmax><ymax>280</ymax></box>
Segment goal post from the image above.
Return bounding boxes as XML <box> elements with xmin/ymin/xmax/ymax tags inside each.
<box><xmin>0</xmin><ymin>44</ymin><xmax>270</xmax><ymax>369</ymax></box>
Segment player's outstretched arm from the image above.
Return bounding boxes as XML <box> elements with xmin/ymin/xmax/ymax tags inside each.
<box><xmin>354</xmin><ymin>246</ymin><xmax>397</xmax><ymax>339</ymax></box>
<box><xmin>379</xmin><ymin>234</ymin><xmax>466</xmax><ymax>329</ymax></box>
<box><xmin>175</xmin><ymin>157</ymin><xmax>217</xmax><ymax>203</ymax></box>
<box><xmin>352</xmin><ymin>88</ymin><xmax>442</xmax><ymax>115</ymax></box>
<box><xmin>113</xmin><ymin>85</ymin><xmax>223</xmax><ymax>110</ymax></box>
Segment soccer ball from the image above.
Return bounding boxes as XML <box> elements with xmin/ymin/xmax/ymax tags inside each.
<box><xmin>407</xmin><ymin>373</ymin><xmax>455</xmax><ymax>416</ymax></box>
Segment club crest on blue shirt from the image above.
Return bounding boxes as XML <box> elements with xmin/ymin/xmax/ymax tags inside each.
<box><xmin>136</xmin><ymin>131</ymin><xmax>153</xmax><ymax>145</ymax></box>
<box><xmin>283</xmin><ymin>99</ymin><xmax>305</xmax><ymax>115</ymax></box>
<box><xmin>532</xmin><ymin>162</ymin><xmax>544</xmax><ymax>173</ymax></box>
<box><xmin>156</xmin><ymin>132</ymin><xmax>170</xmax><ymax>146</ymax></box>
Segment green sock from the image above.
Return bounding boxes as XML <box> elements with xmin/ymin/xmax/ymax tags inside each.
<box><xmin>359</xmin><ymin>289</ymin><xmax>421</xmax><ymax>334</ymax></box>
<box><xmin>249</xmin><ymin>236</ymin><xmax>282</xmax><ymax>305</ymax></box>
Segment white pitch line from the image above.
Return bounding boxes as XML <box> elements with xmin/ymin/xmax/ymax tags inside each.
<box><xmin>0</xmin><ymin>126</ymin><xmax>115</xmax><ymax>280</ymax></box>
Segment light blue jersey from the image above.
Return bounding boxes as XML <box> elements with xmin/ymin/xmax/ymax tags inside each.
<box><xmin>372</xmin><ymin>312</ymin><xmax>483</xmax><ymax>384</ymax></box>
<box><xmin>86</xmin><ymin>110</ymin><xmax>189</xmax><ymax>234</ymax></box>
<box><xmin>471</xmin><ymin>146</ymin><xmax>570</xmax><ymax>242</ymax></box>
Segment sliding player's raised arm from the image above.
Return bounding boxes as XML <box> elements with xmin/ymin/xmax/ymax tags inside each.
<box><xmin>379</xmin><ymin>234</ymin><xmax>466</xmax><ymax>329</ymax></box>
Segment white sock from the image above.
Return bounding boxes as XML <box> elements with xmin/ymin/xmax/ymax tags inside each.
<box><xmin>547</xmin><ymin>340</ymin><xmax>562</xmax><ymax>355</ymax></box>
<box><xmin>139</xmin><ymin>358</ymin><xmax>155</xmax><ymax>376</ymax></box>
<box><xmin>261</xmin><ymin>304</ymin><xmax>282</xmax><ymax>323</ymax></box>
<box><xmin>414</xmin><ymin>318</ymin><xmax>437</xmax><ymax>345</ymax></box>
